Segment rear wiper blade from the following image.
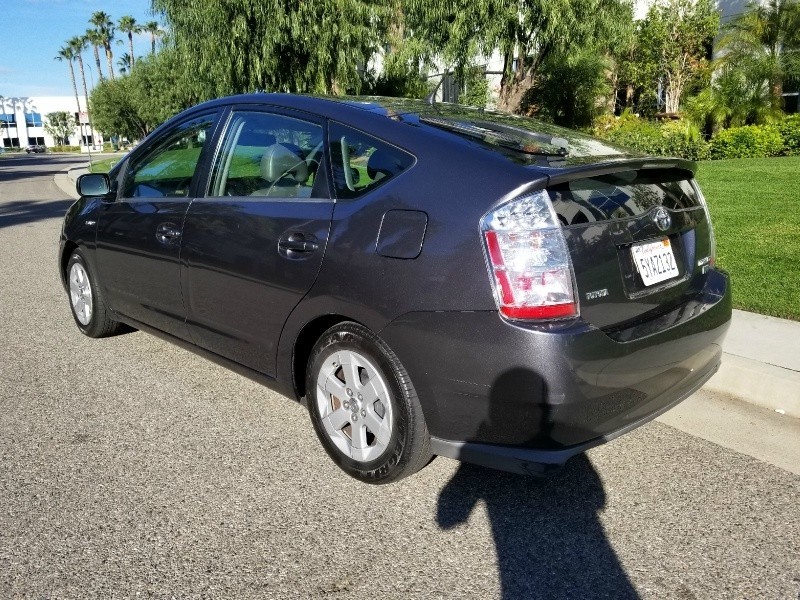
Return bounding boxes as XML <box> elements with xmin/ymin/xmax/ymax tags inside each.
<box><xmin>420</xmin><ymin>116</ymin><xmax>569</xmax><ymax>157</ymax></box>
<box><xmin>470</xmin><ymin>120</ymin><xmax>570</xmax><ymax>155</ymax></box>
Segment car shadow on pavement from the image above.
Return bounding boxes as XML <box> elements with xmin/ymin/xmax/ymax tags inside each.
<box><xmin>436</xmin><ymin>368</ymin><xmax>639</xmax><ymax>599</ymax></box>
<box><xmin>0</xmin><ymin>199</ymin><xmax>74</xmax><ymax>230</ymax></box>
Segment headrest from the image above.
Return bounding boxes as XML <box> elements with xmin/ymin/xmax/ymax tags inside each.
<box><xmin>237</xmin><ymin>130</ymin><xmax>276</xmax><ymax>148</ymax></box>
<box><xmin>260</xmin><ymin>143</ymin><xmax>309</xmax><ymax>183</ymax></box>
<box><xmin>367</xmin><ymin>150</ymin><xmax>399</xmax><ymax>180</ymax></box>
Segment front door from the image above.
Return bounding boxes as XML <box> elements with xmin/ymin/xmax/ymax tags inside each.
<box><xmin>95</xmin><ymin>112</ymin><xmax>218</xmax><ymax>339</ymax></box>
<box><xmin>181</xmin><ymin>109</ymin><xmax>334</xmax><ymax>376</ymax></box>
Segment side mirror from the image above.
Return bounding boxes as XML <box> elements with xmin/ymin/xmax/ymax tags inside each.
<box><xmin>76</xmin><ymin>173</ymin><xmax>111</xmax><ymax>197</ymax></box>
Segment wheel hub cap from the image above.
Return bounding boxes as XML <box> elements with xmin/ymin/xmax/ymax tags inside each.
<box><xmin>315</xmin><ymin>349</ymin><xmax>393</xmax><ymax>462</ymax></box>
<box><xmin>69</xmin><ymin>263</ymin><xmax>93</xmax><ymax>326</ymax></box>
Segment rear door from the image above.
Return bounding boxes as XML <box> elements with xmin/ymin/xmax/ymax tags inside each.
<box><xmin>548</xmin><ymin>166</ymin><xmax>715</xmax><ymax>333</ymax></box>
<box><xmin>180</xmin><ymin>108</ymin><xmax>333</xmax><ymax>377</ymax></box>
<box><xmin>95</xmin><ymin>112</ymin><xmax>219</xmax><ymax>339</ymax></box>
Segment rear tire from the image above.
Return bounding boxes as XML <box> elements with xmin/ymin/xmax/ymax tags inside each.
<box><xmin>306</xmin><ymin>322</ymin><xmax>433</xmax><ymax>484</ymax></box>
<box><xmin>66</xmin><ymin>250</ymin><xmax>122</xmax><ymax>338</ymax></box>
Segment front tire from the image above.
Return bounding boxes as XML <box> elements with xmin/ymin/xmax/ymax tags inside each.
<box><xmin>306</xmin><ymin>322</ymin><xmax>433</xmax><ymax>484</ymax></box>
<box><xmin>66</xmin><ymin>250</ymin><xmax>122</xmax><ymax>338</ymax></box>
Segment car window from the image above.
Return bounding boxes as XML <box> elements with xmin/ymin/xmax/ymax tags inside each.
<box><xmin>122</xmin><ymin>114</ymin><xmax>216</xmax><ymax>199</ymax></box>
<box><xmin>329</xmin><ymin>123</ymin><xmax>414</xmax><ymax>200</ymax></box>
<box><xmin>209</xmin><ymin>112</ymin><xmax>324</xmax><ymax>198</ymax></box>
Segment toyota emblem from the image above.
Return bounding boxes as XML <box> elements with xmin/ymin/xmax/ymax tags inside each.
<box><xmin>653</xmin><ymin>207</ymin><xmax>671</xmax><ymax>232</ymax></box>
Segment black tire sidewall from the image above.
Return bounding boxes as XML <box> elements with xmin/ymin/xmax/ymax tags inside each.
<box><xmin>306</xmin><ymin>325</ymin><xmax>413</xmax><ymax>483</ymax></box>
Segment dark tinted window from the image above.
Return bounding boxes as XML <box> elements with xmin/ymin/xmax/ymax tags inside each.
<box><xmin>122</xmin><ymin>114</ymin><xmax>215</xmax><ymax>199</ymax></box>
<box><xmin>548</xmin><ymin>170</ymin><xmax>702</xmax><ymax>226</ymax></box>
<box><xmin>329</xmin><ymin>122</ymin><xmax>414</xmax><ymax>199</ymax></box>
<box><xmin>209</xmin><ymin>112</ymin><xmax>323</xmax><ymax>198</ymax></box>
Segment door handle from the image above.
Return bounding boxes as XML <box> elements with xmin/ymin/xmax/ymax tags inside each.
<box><xmin>155</xmin><ymin>222</ymin><xmax>181</xmax><ymax>244</ymax></box>
<box><xmin>278</xmin><ymin>233</ymin><xmax>319</xmax><ymax>254</ymax></box>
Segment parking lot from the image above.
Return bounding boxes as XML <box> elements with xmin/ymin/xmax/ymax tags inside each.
<box><xmin>1</xmin><ymin>154</ymin><xmax>798</xmax><ymax>598</ymax></box>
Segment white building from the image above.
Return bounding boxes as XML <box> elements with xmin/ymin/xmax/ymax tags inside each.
<box><xmin>0</xmin><ymin>96</ymin><xmax>102</xmax><ymax>151</ymax></box>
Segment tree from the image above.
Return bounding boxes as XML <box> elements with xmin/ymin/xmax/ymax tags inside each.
<box><xmin>44</xmin><ymin>112</ymin><xmax>76</xmax><ymax>145</ymax></box>
<box><xmin>640</xmin><ymin>0</ymin><xmax>719</xmax><ymax>114</ymax></box>
<box><xmin>85</xmin><ymin>28</ymin><xmax>106</xmax><ymax>81</ymax></box>
<box><xmin>90</xmin><ymin>49</ymin><xmax>201</xmax><ymax>141</ymax></box>
<box><xmin>142</xmin><ymin>21</ymin><xmax>164</xmax><ymax>55</ymax></box>
<box><xmin>534</xmin><ymin>48</ymin><xmax>613</xmax><ymax>128</ymax></box>
<box><xmin>614</xmin><ymin>0</ymin><xmax>718</xmax><ymax>116</ymax></box>
<box><xmin>118</xmin><ymin>53</ymin><xmax>132</xmax><ymax>75</ymax></box>
<box><xmin>118</xmin><ymin>16</ymin><xmax>140</xmax><ymax>69</ymax></box>
<box><xmin>405</xmin><ymin>0</ymin><xmax>632</xmax><ymax>113</ymax></box>
<box><xmin>68</xmin><ymin>36</ymin><xmax>93</xmax><ymax>146</ymax></box>
<box><xmin>717</xmin><ymin>0</ymin><xmax>800</xmax><ymax>110</ymax></box>
<box><xmin>54</xmin><ymin>45</ymin><xmax>82</xmax><ymax>136</ymax></box>
<box><xmin>151</xmin><ymin>0</ymin><xmax>390</xmax><ymax>96</ymax></box>
<box><xmin>90</xmin><ymin>11</ymin><xmax>116</xmax><ymax>80</ymax></box>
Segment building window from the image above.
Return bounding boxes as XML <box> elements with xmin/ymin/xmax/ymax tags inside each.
<box><xmin>25</xmin><ymin>113</ymin><xmax>43</xmax><ymax>127</ymax></box>
<box><xmin>2</xmin><ymin>137</ymin><xmax>21</xmax><ymax>148</ymax></box>
<box><xmin>0</xmin><ymin>114</ymin><xmax>16</xmax><ymax>128</ymax></box>
<box><xmin>28</xmin><ymin>136</ymin><xmax>45</xmax><ymax>146</ymax></box>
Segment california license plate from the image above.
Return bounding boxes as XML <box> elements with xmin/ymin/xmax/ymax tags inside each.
<box><xmin>631</xmin><ymin>238</ymin><xmax>679</xmax><ymax>286</ymax></box>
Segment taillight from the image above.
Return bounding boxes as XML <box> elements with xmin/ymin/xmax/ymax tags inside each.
<box><xmin>481</xmin><ymin>190</ymin><xmax>578</xmax><ymax>320</ymax></box>
<box><xmin>692</xmin><ymin>180</ymin><xmax>716</xmax><ymax>268</ymax></box>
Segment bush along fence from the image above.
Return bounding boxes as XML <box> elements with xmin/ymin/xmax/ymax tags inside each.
<box><xmin>593</xmin><ymin>113</ymin><xmax>800</xmax><ymax>160</ymax></box>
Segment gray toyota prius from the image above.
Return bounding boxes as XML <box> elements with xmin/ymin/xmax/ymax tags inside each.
<box><xmin>60</xmin><ymin>94</ymin><xmax>731</xmax><ymax>483</ymax></box>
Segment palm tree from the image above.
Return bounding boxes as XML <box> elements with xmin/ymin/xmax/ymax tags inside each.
<box><xmin>90</xmin><ymin>11</ymin><xmax>116</xmax><ymax>80</ymax></box>
<box><xmin>117</xmin><ymin>53</ymin><xmax>132</xmax><ymax>75</ymax></box>
<box><xmin>718</xmin><ymin>0</ymin><xmax>800</xmax><ymax>110</ymax></box>
<box><xmin>54</xmin><ymin>45</ymin><xmax>81</xmax><ymax>145</ymax></box>
<box><xmin>85</xmin><ymin>28</ymin><xmax>106</xmax><ymax>81</ymax></box>
<box><xmin>118</xmin><ymin>16</ymin><xmax>140</xmax><ymax>69</ymax></box>
<box><xmin>142</xmin><ymin>21</ymin><xmax>164</xmax><ymax>55</ymax></box>
<box><xmin>68</xmin><ymin>36</ymin><xmax>93</xmax><ymax>148</ymax></box>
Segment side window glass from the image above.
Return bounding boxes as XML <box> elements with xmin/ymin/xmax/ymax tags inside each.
<box><xmin>329</xmin><ymin>123</ymin><xmax>414</xmax><ymax>199</ymax></box>
<box><xmin>122</xmin><ymin>115</ymin><xmax>215</xmax><ymax>199</ymax></box>
<box><xmin>210</xmin><ymin>112</ymin><xmax>324</xmax><ymax>198</ymax></box>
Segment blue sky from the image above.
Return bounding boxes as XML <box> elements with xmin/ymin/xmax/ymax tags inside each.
<box><xmin>0</xmin><ymin>0</ymin><xmax>157</xmax><ymax>98</ymax></box>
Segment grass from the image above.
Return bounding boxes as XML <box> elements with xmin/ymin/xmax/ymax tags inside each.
<box><xmin>90</xmin><ymin>158</ymin><xmax>119</xmax><ymax>173</ymax></box>
<box><xmin>695</xmin><ymin>156</ymin><xmax>800</xmax><ymax>321</ymax></box>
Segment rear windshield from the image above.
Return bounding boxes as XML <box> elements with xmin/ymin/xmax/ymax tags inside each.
<box><xmin>547</xmin><ymin>170</ymin><xmax>702</xmax><ymax>226</ymax></box>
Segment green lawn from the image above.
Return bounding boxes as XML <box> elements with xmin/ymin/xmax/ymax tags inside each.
<box><xmin>695</xmin><ymin>156</ymin><xmax>800</xmax><ymax>321</ymax></box>
<box><xmin>90</xmin><ymin>158</ymin><xmax>119</xmax><ymax>173</ymax></box>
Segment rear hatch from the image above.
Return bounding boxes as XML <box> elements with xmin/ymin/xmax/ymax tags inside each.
<box><xmin>546</xmin><ymin>162</ymin><xmax>715</xmax><ymax>334</ymax></box>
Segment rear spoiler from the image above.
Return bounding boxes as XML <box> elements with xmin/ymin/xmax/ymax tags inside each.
<box><xmin>541</xmin><ymin>156</ymin><xmax>697</xmax><ymax>187</ymax></box>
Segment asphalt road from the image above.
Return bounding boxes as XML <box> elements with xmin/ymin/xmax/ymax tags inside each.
<box><xmin>1</xmin><ymin>154</ymin><xmax>798</xmax><ymax>599</ymax></box>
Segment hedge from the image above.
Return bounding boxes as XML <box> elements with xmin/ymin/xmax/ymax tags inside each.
<box><xmin>709</xmin><ymin>125</ymin><xmax>784</xmax><ymax>159</ymax></box>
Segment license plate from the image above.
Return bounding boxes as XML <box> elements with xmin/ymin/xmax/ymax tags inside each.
<box><xmin>631</xmin><ymin>238</ymin><xmax>679</xmax><ymax>286</ymax></box>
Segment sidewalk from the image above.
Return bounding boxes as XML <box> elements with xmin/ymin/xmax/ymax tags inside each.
<box><xmin>52</xmin><ymin>168</ymin><xmax>799</xmax><ymax>418</ymax></box>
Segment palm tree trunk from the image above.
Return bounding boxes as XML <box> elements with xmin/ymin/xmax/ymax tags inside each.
<box><xmin>105</xmin><ymin>44</ymin><xmax>115</xmax><ymax>79</ymax></box>
<box><xmin>68</xmin><ymin>63</ymin><xmax>81</xmax><ymax>146</ymax></box>
<box><xmin>93</xmin><ymin>45</ymin><xmax>105</xmax><ymax>81</ymax></box>
<box><xmin>129</xmin><ymin>33</ymin><xmax>135</xmax><ymax>68</ymax></box>
<box><xmin>151</xmin><ymin>33</ymin><xmax>156</xmax><ymax>55</ymax></box>
<box><xmin>75</xmin><ymin>54</ymin><xmax>93</xmax><ymax>148</ymax></box>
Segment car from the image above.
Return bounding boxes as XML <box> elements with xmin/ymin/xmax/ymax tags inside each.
<box><xmin>59</xmin><ymin>94</ymin><xmax>731</xmax><ymax>484</ymax></box>
<box><xmin>25</xmin><ymin>144</ymin><xmax>46</xmax><ymax>154</ymax></box>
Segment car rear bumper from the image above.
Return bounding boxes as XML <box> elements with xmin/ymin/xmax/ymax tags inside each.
<box><xmin>379</xmin><ymin>268</ymin><xmax>731</xmax><ymax>471</ymax></box>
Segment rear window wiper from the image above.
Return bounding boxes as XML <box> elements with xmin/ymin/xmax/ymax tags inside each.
<box><xmin>420</xmin><ymin>116</ymin><xmax>569</xmax><ymax>157</ymax></box>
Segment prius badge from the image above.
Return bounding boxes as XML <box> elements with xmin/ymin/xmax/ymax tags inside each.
<box><xmin>653</xmin><ymin>207</ymin><xmax>671</xmax><ymax>232</ymax></box>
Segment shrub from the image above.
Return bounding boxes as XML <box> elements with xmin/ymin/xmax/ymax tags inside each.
<box><xmin>49</xmin><ymin>145</ymin><xmax>81</xmax><ymax>153</ymax></box>
<box><xmin>778</xmin><ymin>115</ymin><xmax>800</xmax><ymax>156</ymax></box>
<box><xmin>709</xmin><ymin>125</ymin><xmax>784</xmax><ymax>159</ymax></box>
<box><xmin>593</xmin><ymin>113</ymin><xmax>710</xmax><ymax>160</ymax></box>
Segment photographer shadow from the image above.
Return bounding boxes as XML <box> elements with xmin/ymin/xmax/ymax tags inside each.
<box><xmin>436</xmin><ymin>368</ymin><xmax>639</xmax><ymax>599</ymax></box>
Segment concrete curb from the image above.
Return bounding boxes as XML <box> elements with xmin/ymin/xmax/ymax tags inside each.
<box><xmin>53</xmin><ymin>167</ymin><xmax>85</xmax><ymax>201</ymax></box>
<box><xmin>703</xmin><ymin>309</ymin><xmax>800</xmax><ymax>419</ymax></box>
<box><xmin>705</xmin><ymin>354</ymin><xmax>800</xmax><ymax>419</ymax></box>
